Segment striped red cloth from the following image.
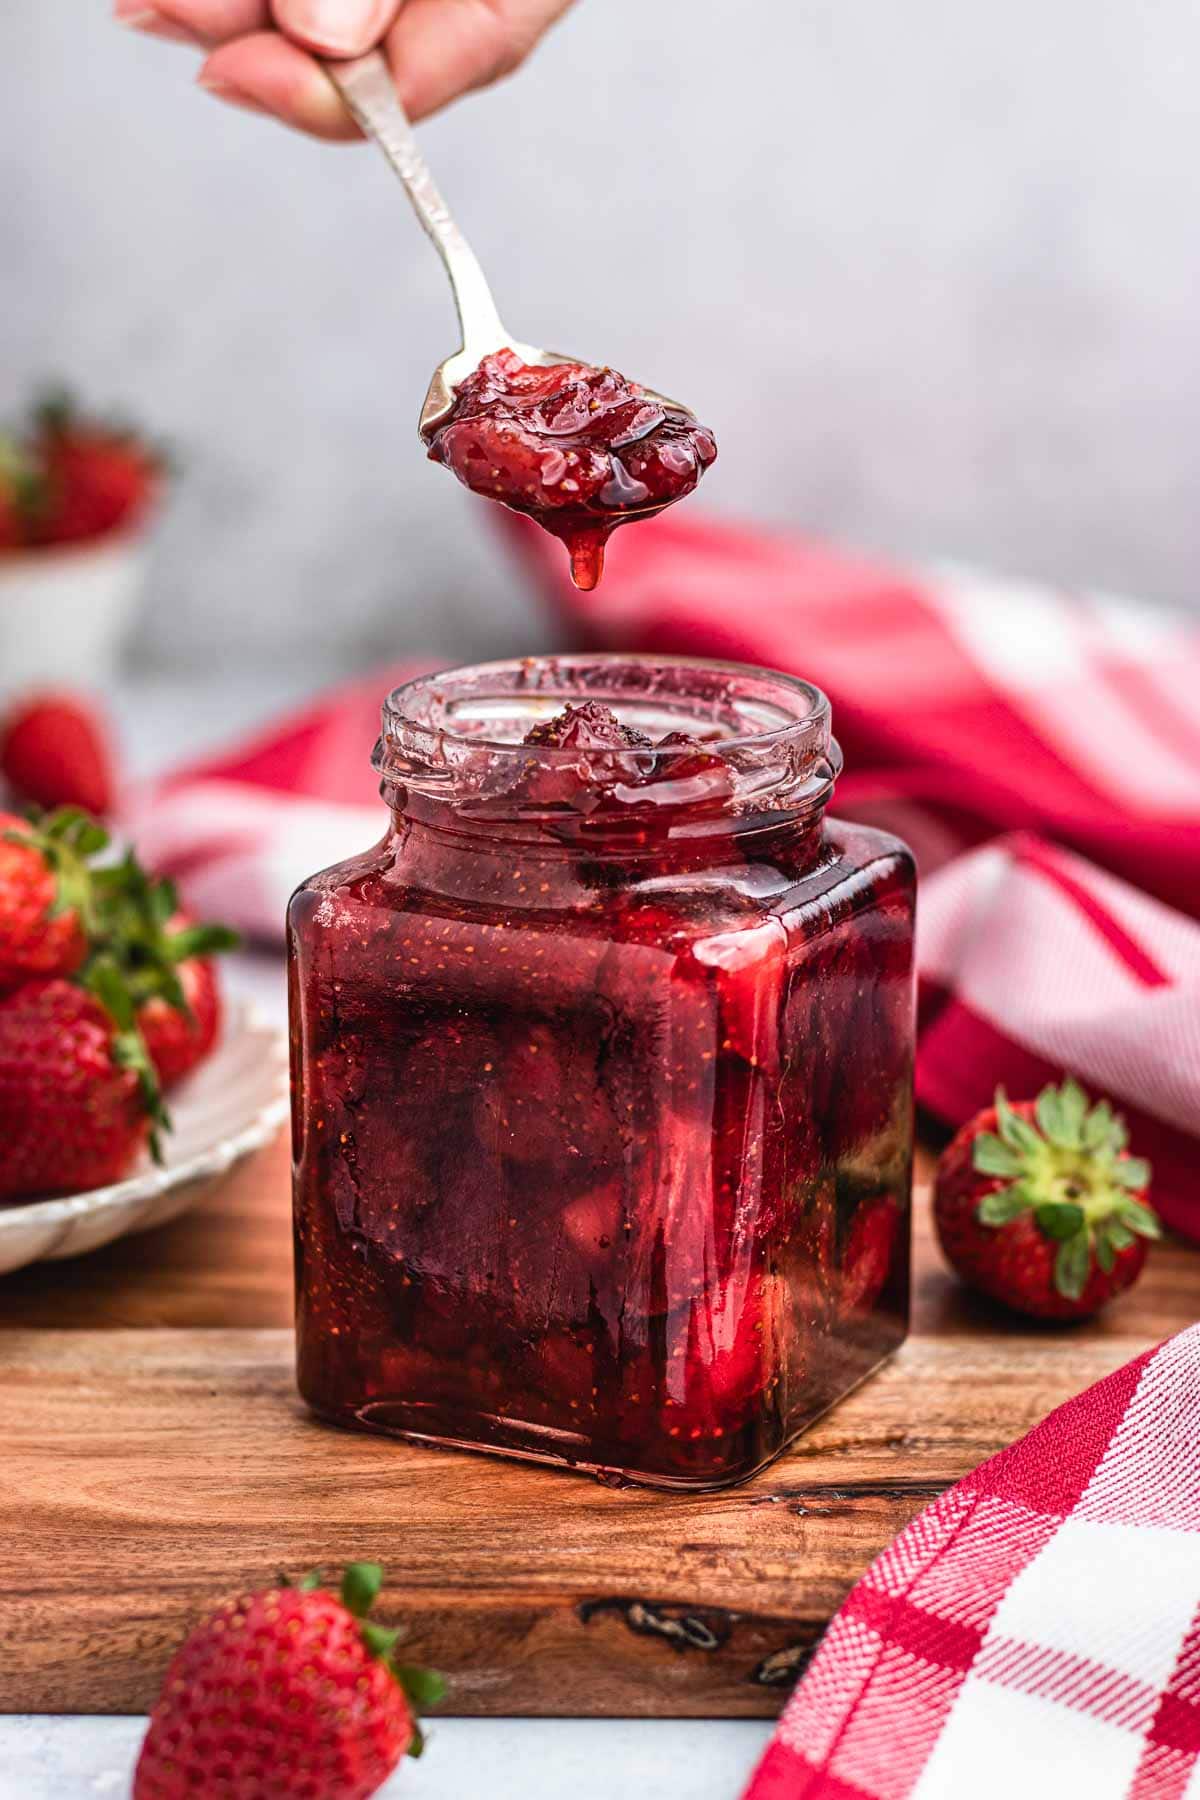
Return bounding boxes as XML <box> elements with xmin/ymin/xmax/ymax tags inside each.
<box><xmin>506</xmin><ymin>511</ymin><xmax>1200</xmax><ymax>918</ymax></box>
<box><xmin>745</xmin><ymin>1325</ymin><xmax>1200</xmax><ymax>1800</ymax></box>
<box><xmin>126</xmin><ymin>516</ymin><xmax>1200</xmax><ymax>1233</ymax></box>
<box><xmin>507</xmin><ymin>512</ymin><xmax>1200</xmax><ymax>1237</ymax></box>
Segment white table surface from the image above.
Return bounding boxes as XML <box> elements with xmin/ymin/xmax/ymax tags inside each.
<box><xmin>2</xmin><ymin>670</ymin><xmax>781</xmax><ymax>1797</ymax></box>
<box><xmin>5</xmin><ymin>1718</ymin><xmax>775</xmax><ymax>1799</ymax></box>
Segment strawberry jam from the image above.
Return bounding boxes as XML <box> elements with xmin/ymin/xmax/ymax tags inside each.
<box><xmin>289</xmin><ymin>657</ymin><xmax>914</xmax><ymax>1490</ymax></box>
<box><xmin>421</xmin><ymin>350</ymin><xmax>717</xmax><ymax>590</ymax></box>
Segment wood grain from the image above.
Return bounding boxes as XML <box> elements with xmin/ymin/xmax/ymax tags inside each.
<box><xmin>1</xmin><ymin>1135</ymin><xmax>1197</xmax><ymax>1716</ymax></box>
<box><xmin>0</xmin><ymin>1320</ymin><xmax>1178</xmax><ymax>1717</ymax></box>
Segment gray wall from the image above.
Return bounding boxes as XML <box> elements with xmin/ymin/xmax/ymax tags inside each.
<box><xmin>4</xmin><ymin>2</ymin><xmax>1198</xmax><ymax>677</ymax></box>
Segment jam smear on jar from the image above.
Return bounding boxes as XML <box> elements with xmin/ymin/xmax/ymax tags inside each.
<box><xmin>422</xmin><ymin>350</ymin><xmax>717</xmax><ymax>590</ymax></box>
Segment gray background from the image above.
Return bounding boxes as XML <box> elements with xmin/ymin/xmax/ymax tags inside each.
<box><xmin>4</xmin><ymin>1</ymin><xmax>1198</xmax><ymax>679</ymax></box>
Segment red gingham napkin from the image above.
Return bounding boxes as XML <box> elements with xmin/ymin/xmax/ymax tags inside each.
<box><xmin>504</xmin><ymin>510</ymin><xmax>1200</xmax><ymax>918</ymax></box>
<box><xmin>745</xmin><ymin>1325</ymin><xmax>1200</xmax><ymax>1800</ymax></box>
<box><xmin>125</xmin><ymin>518</ymin><xmax>1200</xmax><ymax>1230</ymax></box>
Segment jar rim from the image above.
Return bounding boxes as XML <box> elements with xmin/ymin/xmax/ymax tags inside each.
<box><xmin>379</xmin><ymin>652</ymin><xmax>829</xmax><ymax>751</ymax></box>
<box><xmin>373</xmin><ymin>653</ymin><xmax>842</xmax><ymax>820</ymax></box>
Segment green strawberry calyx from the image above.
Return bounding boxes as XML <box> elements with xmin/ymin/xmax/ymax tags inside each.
<box><xmin>87</xmin><ymin>849</ymin><xmax>239</xmax><ymax>1022</ymax></box>
<box><xmin>0</xmin><ymin>432</ymin><xmax>49</xmax><ymax>530</ymax></box>
<box><xmin>286</xmin><ymin>1562</ymin><xmax>447</xmax><ymax>1758</ymax></box>
<box><xmin>80</xmin><ymin>867</ymin><xmax>238</xmax><ymax>1163</ymax></box>
<box><xmin>6</xmin><ymin>808</ymin><xmax>240</xmax><ymax>1164</ymax></box>
<box><xmin>4</xmin><ymin>806</ymin><xmax>109</xmax><ymax>937</ymax></box>
<box><xmin>972</xmin><ymin>1080</ymin><xmax>1159</xmax><ymax>1300</ymax></box>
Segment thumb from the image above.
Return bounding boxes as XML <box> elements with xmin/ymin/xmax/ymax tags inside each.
<box><xmin>270</xmin><ymin>0</ymin><xmax>401</xmax><ymax>57</ymax></box>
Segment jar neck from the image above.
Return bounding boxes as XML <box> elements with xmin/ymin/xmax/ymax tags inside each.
<box><xmin>384</xmin><ymin>786</ymin><xmax>831</xmax><ymax>880</ymax></box>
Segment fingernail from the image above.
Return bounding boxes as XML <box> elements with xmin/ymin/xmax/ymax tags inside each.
<box><xmin>197</xmin><ymin>75</ymin><xmax>272</xmax><ymax>117</ymax></box>
<box><xmin>114</xmin><ymin>1</ymin><xmax>201</xmax><ymax>44</ymax></box>
<box><xmin>282</xmin><ymin>0</ymin><xmax>391</xmax><ymax>54</ymax></box>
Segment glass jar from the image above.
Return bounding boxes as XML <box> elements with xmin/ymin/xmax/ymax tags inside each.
<box><xmin>288</xmin><ymin>655</ymin><xmax>915</xmax><ymax>1490</ymax></box>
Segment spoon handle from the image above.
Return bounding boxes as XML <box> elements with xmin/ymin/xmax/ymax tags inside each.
<box><xmin>322</xmin><ymin>51</ymin><xmax>508</xmax><ymax>361</ymax></box>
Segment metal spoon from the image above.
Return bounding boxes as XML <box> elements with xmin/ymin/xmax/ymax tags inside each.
<box><xmin>320</xmin><ymin>50</ymin><xmax>690</xmax><ymax>441</ymax></box>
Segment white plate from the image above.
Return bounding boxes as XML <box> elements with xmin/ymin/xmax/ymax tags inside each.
<box><xmin>0</xmin><ymin>1000</ymin><xmax>290</xmax><ymax>1276</ymax></box>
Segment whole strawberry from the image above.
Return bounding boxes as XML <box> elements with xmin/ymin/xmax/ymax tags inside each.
<box><xmin>135</xmin><ymin>1563</ymin><xmax>444</xmax><ymax>1800</ymax></box>
<box><xmin>0</xmin><ymin>976</ymin><xmax>159</xmax><ymax>1200</ymax></box>
<box><xmin>0</xmin><ymin>808</ymin><xmax>104</xmax><ymax>995</ymax></box>
<box><xmin>30</xmin><ymin>390</ymin><xmax>161</xmax><ymax>547</ymax></box>
<box><xmin>934</xmin><ymin>1080</ymin><xmax>1158</xmax><ymax>1320</ymax></box>
<box><xmin>0</xmin><ymin>690</ymin><xmax>117</xmax><ymax>817</ymax></box>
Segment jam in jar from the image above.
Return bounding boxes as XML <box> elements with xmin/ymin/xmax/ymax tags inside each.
<box><xmin>288</xmin><ymin>656</ymin><xmax>915</xmax><ymax>1490</ymax></box>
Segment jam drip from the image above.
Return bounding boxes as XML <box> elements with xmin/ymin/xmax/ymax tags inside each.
<box><xmin>423</xmin><ymin>350</ymin><xmax>717</xmax><ymax>590</ymax></box>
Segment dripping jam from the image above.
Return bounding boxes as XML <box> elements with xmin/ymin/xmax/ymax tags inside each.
<box><xmin>422</xmin><ymin>349</ymin><xmax>718</xmax><ymax>589</ymax></box>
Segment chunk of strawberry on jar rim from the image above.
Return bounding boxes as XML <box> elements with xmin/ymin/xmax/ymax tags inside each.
<box><xmin>523</xmin><ymin>700</ymin><xmax>653</xmax><ymax>752</ymax></box>
<box><xmin>645</xmin><ymin>731</ymin><xmax>735</xmax><ymax>808</ymax></box>
<box><xmin>504</xmin><ymin>701</ymin><xmax>654</xmax><ymax>808</ymax></box>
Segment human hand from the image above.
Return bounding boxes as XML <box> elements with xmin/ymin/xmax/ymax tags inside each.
<box><xmin>115</xmin><ymin>0</ymin><xmax>577</xmax><ymax>137</ymax></box>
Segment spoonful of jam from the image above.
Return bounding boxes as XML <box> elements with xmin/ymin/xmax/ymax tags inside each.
<box><xmin>322</xmin><ymin>53</ymin><xmax>717</xmax><ymax>589</ymax></box>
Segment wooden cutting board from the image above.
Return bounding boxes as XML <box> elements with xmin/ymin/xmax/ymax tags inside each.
<box><xmin>1</xmin><ymin>1132</ymin><xmax>1195</xmax><ymax>1718</ymax></box>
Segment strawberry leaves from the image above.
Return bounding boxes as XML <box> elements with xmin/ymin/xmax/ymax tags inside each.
<box><xmin>1034</xmin><ymin>1201</ymin><xmax>1085</xmax><ymax>1240</ymax></box>
<box><xmin>976</xmin><ymin>1187</ymin><xmax>1028</xmax><ymax>1226</ymax></box>
<box><xmin>5</xmin><ymin>806</ymin><xmax>110</xmax><ymax>936</ymax></box>
<box><xmin>332</xmin><ymin>1562</ymin><xmax>445</xmax><ymax>1758</ymax></box>
<box><xmin>340</xmin><ymin>1561</ymin><xmax>384</xmax><ymax>1618</ymax></box>
<box><xmin>88</xmin><ymin>849</ymin><xmax>239</xmax><ymax>1020</ymax></box>
<box><xmin>971</xmin><ymin>1133</ymin><xmax>1023</xmax><ymax>1179</ymax></box>
<box><xmin>1035</xmin><ymin>1078</ymin><xmax>1088</xmax><ymax>1149</ymax></box>
<box><xmin>10</xmin><ymin>806</ymin><xmax>238</xmax><ymax>1150</ymax></box>
<box><xmin>971</xmin><ymin>1079</ymin><xmax>1158</xmax><ymax>1300</ymax></box>
<box><xmin>84</xmin><ymin>953</ymin><xmax>171</xmax><ymax>1162</ymax></box>
<box><xmin>1055</xmin><ymin>1231</ymin><xmax>1091</xmax><ymax>1301</ymax></box>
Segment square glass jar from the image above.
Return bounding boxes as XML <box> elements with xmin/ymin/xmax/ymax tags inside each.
<box><xmin>289</xmin><ymin>656</ymin><xmax>915</xmax><ymax>1489</ymax></box>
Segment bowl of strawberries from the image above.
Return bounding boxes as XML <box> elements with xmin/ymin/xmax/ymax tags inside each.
<box><xmin>0</xmin><ymin>389</ymin><xmax>164</xmax><ymax>698</ymax></box>
<box><xmin>0</xmin><ymin>808</ymin><xmax>288</xmax><ymax>1275</ymax></box>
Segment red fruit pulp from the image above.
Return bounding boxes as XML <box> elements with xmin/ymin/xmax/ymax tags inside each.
<box><xmin>423</xmin><ymin>350</ymin><xmax>717</xmax><ymax>590</ymax></box>
<box><xmin>524</xmin><ymin>699</ymin><xmax>653</xmax><ymax>750</ymax></box>
<box><xmin>289</xmin><ymin>661</ymin><xmax>914</xmax><ymax>1489</ymax></box>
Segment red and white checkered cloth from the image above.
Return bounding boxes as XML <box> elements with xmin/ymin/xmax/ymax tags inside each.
<box><xmin>125</xmin><ymin>514</ymin><xmax>1200</xmax><ymax>1231</ymax></box>
<box><xmin>745</xmin><ymin>1324</ymin><xmax>1200</xmax><ymax>1800</ymax></box>
<box><xmin>506</xmin><ymin>511</ymin><xmax>1200</xmax><ymax>919</ymax></box>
